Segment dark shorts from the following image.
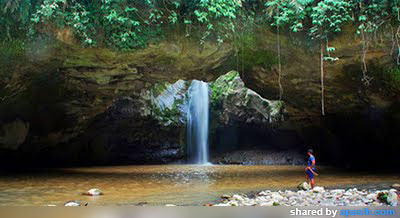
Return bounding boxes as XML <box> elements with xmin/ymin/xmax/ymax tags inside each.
<box><xmin>307</xmin><ymin>169</ymin><xmax>314</xmax><ymax>179</ymax></box>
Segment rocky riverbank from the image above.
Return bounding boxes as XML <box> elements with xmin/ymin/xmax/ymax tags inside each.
<box><xmin>209</xmin><ymin>186</ymin><xmax>400</xmax><ymax>206</ymax></box>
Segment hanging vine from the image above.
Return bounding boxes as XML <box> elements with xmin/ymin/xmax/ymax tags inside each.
<box><xmin>265</xmin><ymin>0</ymin><xmax>308</xmax><ymax>100</ymax></box>
<box><xmin>310</xmin><ymin>0</ymin><xmax>352</xmax><ymax>116</ymax></box>
<box><xmin>356</xmin><ymin>0</ymin><xmax>389</xmax><ymax>86</ymax></box>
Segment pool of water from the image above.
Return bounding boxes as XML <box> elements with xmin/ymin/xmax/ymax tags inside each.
<box><xmin>0</xmin><ymin>165</ymin><xmax>398</xmax><ymax>206</ymax></box>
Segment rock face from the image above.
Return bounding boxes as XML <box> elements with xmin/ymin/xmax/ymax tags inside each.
<box><xmin>0</xmin><ymin>29</ymin><xmax>399</xmax><ymax>167</ymax></box>
<box><xmin>209</xmin><ymin>71</ymin><xmax>301</xmax><ymax>161</ymax></box>
<box><xmin>210</xmin><ymin>71</ymin><xmax>286</xmax><ymax>126</ymax></box>
<box><xmin>88</xmin><ymin>72</ymin><xmax>285</xmax><ymax>164</ymax></box>
<box><xmin>0</xmin><ymin>64</ymin><xmax>284</xmax><ymax>165</ymax></box>
<box><xmin>0</xmin><ymin>119</ymin><xmax>29</xmax><ymax>150</ymax></box>
<box><xmin>74</xmin><ymin>80</ymin><xmax>190</xmax><ymax>164</ymax></box>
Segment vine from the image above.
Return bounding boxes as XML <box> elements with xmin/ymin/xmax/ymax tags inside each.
<box><xmin>356</xmin><ymin>0</ymin><xmax>388</xmax><ymax>86</ymax></box>
<box><xmin>265</xmin><ymin>0</ymin><xmax>309</xmax><ymax>100</ymax></box>
<box><xmin>309</xmin><ymin>0</ymin><xmax>352</xmax><ymax>116</ymax></box>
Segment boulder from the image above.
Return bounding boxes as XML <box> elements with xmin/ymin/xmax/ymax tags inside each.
<box><xmin>210</xmin><ymin>71</ymin><xmax>286</xmax><ymax>126</ymax></box>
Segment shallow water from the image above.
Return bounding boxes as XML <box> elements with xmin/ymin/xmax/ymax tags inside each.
<box><xmin>0</xmin><ymin>165</ymin><xmax>398</xmax><ymax>206</ymax></box>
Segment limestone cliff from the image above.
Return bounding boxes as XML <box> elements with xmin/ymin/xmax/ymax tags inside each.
<box><xmin>0</xmin><ymin>30</ymin><xmax>398</xmax><ymax>167</ymax></box>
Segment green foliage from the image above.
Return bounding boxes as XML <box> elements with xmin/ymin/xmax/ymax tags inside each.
<box><xmin>193</xmin><ymin>0</ymin><xmax>242</xmax><ymax>44</ymax></box>
<box><xmin>355</xmin><ymin>0</ymin><xmax>388</xmax><ymax>35</ymax></box>
<box><xmin>0</xmin><ymin>0</ymin><xmax>38</xmax><ymax>41</ymax></box>
<box><xmin>0</xmin><ymin>0</ymin><xmax>399</xmax><ymax>53</ymax></box>
<box><xmin>29</xmin><ymin>0</ymin><xmax>166</xmax><ymax>49</ymax></box>
<box><xmin>265</xmin><ymin>0</ymin><xmax>311</xmax><ymax>32</ymax></box>
<box><xmin>387</xmin><ymin>67</ymin><xmax>400</xmax><ymax>81</ymax></box>
<box><xmin>23</xmin><ymin>0</ymin><xmax>245</xmax><ymax>48</ymax></box>
<box><xmin>310</xmin><ymin>0</ymin><xmax>353</xmax><ymax>40</ymax></box>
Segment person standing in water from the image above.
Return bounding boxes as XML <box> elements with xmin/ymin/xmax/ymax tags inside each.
<box><xmin>305</xmin><ymin>149</ymin><xmax>317</xmax><ymax>189</ymax></box>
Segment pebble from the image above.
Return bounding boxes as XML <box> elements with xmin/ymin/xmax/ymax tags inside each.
<box><xmin>64</xmin><ymin>201</ymin><xmax>82</xmax><ymax>206</ymax></box>
<box><xmin>211</xmin><ymin>187</ymin><xmax>397</xmax><ymax>206</ymax></box>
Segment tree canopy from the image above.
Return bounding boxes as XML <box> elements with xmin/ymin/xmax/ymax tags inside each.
<box><xmin>0</xmin><ymin>0</ymin><xmax>399</xmax><ymax>50</ymax></box>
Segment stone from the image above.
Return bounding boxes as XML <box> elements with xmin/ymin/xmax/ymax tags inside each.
<box><xmin>362</xmin><ymin>197</ymin><xmax>372</xmax><ymax>203</ymax></box>
<box><xmin>259</xmin><ymin>201</ymin><xmax>274</xmax><ymax>206</ymax></box>
<box><xmin>271</xmin><ymin>193</ymin><xmax>284</xmax><ymax>201</ymax></box>
<box><xmin>313</xmin><ymin>186</ymin><xmax>325</xmax><ymax>193</ymax></box>
<box><xmin>371</xmin><ymin>201</ymin><xmax>381</xmax><ymax>206</ymax></box>
<box><xmin>330</xmin><ymin>189</ymin><xmax>345</xmax><ymax>194</ymax></box>
<box><xmin>232</xmin><ymin>194</ymin><xmax>245</xmax><ymax>202</ymax></box>
<box><xmin>297</xmin><ymin>182</ymin><xmax>311</xmax><ymax>191</ymax></box>
<box><xmin>230</xmin><ymin>201</ymin><xmax>239</xmax><ymax>206</ymax></box>
<box><xmin>320</xmin><ymin>199</ymin><xmax>335</xmax><ymax>206</ymax></box>
<box><xmin>64</xmin><ymin>201</ymin><xmax>82</xmax><ymax>206</ymax></box>
<box><xmin>391</xmin><ymin>184</ymin><xmax>400</xmax><ymax>191</ymax></box>
<box><xmin>209</xmin><ymin>188</ymin><xmax>400</xmax><ymax>207</ymax></box>
<box><xmin>258</xmin><ymin>190</ymin><xmax>271</xmax><ymax>196</ymax></box>
<box><xmin>243</xmin><ymin>201</ymin><xmax>257</xmax><ymax>206</ymax></box>
<box><xmin>214</xmin><ymin>203</ymin><xmax>230</xmax><ymax>206</ymax></box>
<box><xmin>387</xmin><ymin>190</ymin><xmax>398</xmax><ymax>206</ymax></box>
<box><xmin>366</xmin><ymin>193</ymin><xmax>377</xmax><ymax>200</ymax></box>
<box><xmin>85</xmin><ymin>188</ymin><xmax>103</xmax><ymax>196</ymax></box>
<box><xmin>221</xmin><ymin>194</ymin><xmax>232</xmax><ymax>199</ymax></box>
<box><xmin>343</xmin><ymin>191</ymin><xmax>353</xmax><ymax>196</ymax></box>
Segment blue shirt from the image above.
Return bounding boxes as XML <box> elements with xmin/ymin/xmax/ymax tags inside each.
<box><xmin>308</xmin><ymin>155</ymin><xmax>316</xmax><ymax>170</ymax></box>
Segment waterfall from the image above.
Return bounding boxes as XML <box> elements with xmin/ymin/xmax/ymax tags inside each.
<box><xmin>187</xmin><ymin>80</ymin><xmax>210</xmax><ymax>164</ymax></box>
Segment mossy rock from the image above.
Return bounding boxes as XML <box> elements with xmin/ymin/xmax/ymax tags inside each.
<box><xmin>210</xmin><ymin>70</ymin><xmax>286</xmax><ymax>127</ymax></box>
<box><xmin>146</xmin><ymin>80</ymin><xmax>189</xmax><ymax>126</ymax></box>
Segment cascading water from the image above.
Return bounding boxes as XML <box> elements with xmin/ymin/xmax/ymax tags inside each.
<box><xmin>187</xmin><ymin>80</ymin><xmax>210</xmax><ymax>164</ymax></box>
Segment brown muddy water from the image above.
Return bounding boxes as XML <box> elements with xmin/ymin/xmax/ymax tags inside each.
<box><xmin>0</xmin><ymin>165</ymin><xmax>398</xmax><ymax>206</ymax></box>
